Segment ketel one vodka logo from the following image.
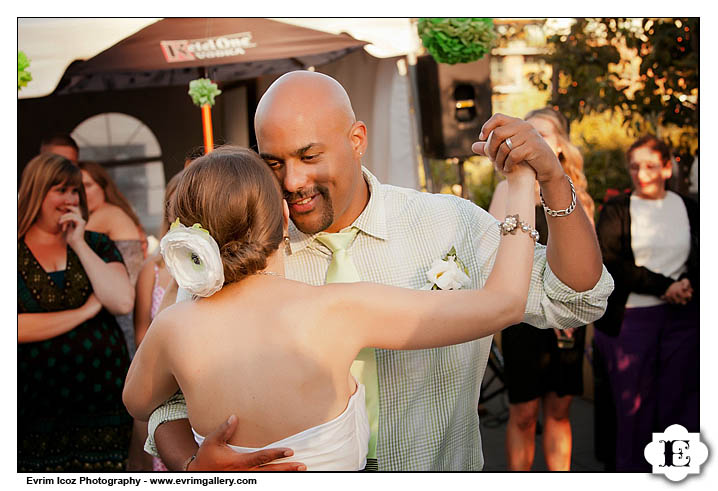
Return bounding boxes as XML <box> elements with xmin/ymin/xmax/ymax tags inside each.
<box><xmin>160</xmin><ymin>32</ymin><xmax>257</xmax><ymax>63</ymax></box>
<box><xmin>644</xmin><ymin>424</ymin><xmax>708</xmax><ymax>482</ymax></box>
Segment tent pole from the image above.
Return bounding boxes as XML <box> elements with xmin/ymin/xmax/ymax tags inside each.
<box><xmin>406</xmin><ymin>57</ymin><xmax>434</xmax><ymax>193</ymax></box>
<box><xmin>202</xmin><ymin>104</ymin><xmax>214</xmax><ymax>153</ymax></box>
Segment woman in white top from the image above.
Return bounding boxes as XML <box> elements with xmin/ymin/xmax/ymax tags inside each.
<box><xmin>594</xmin><ymin>135</ymin><xmax>699</xmax><ymax>471</ymax></box>
<box><xmin>123</xmin><ymin>136</ymin><xmax>541</xmax><ymax>470</ymax></box>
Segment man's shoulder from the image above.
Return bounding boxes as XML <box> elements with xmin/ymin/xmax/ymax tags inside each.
<box><xmin>379</xmin><ymin>182</ymin><xmax>489</xmax><ymax>223</ymax></box>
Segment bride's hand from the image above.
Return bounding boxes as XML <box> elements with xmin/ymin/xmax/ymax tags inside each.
<box><xmin>503</xmin><ymin>162</ymin><xmax>536</xmax><ymax>185</ymax></box>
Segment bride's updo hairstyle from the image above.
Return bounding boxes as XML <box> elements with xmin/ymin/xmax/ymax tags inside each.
<box><xmin>172</xmin><ymin>146</ymin><xmax>284</xmax><ymax>284</ymax></box>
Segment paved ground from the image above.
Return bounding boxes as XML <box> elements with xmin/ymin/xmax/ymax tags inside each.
<box><xmin>478</xmin><ymin>347</ymin><xmax>606</xmax><ymax>472</ymax></box>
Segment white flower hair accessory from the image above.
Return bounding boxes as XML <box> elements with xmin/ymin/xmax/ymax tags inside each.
<box><xmin>422</xmin><ymin>246</ymin><xmax>471</xmax><ymax>290</ymax></box>
<box><xmin>160</xmin><ymin>218</ymin><xmax>225</xmax><ymax>298</ymax></box>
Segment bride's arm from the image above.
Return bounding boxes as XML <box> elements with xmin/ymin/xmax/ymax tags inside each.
<box><xmin>123</xmin><ymin>309</ymin><xmax>180</xmax><ymax>421</ymax></box>
<box><xmin>328</xmin><ymin>166</ymin><xmax>537</xmax><ymax>351</ymax></box>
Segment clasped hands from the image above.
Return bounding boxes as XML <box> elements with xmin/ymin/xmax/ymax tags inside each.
<box><xmin>662</xmin><ymin>278</ymin><xmax>693</xmax><ymax>305</ymax></box>
<box><xmin>471</xmin><ymin>113</ymin><xmax>563</xmax><ymax>184</ymax></box>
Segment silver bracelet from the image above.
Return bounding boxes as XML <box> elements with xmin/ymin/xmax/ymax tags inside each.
<box><xmin>499</xmin><ymin>214</ymin><xmax>540</xmax><ymax>242</ymax></box>
<box><xmin>540</xmin><ymin>174</ymin><xmax>576</xmax><ymax>217</ymax></box>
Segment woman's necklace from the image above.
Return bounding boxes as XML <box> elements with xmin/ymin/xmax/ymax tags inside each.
<box><xmin>256</xmin><ymin>271</ymin><xmax>284</xmax><ymax>277</ymax></box>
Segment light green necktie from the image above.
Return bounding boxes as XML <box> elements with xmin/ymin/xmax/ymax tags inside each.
<box><xmin>315</xmin><ymin>228</ymin><xmax>362</xmax><ymax>284</ymax></box>
<box><xmin>315</xmin><ymin>228</ymin><xmax>380</xmax><ymax>461</ymax></box>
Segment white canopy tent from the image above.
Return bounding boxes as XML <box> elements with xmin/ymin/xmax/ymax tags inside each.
<box><xmin>18</xmin><ymin>18</ymin><xmax>161</xmax><ymax>100</ymax></box>
<box><xmin>272</xmin><ymin>18</ymin><xmax>422</xmax><ymax>60</ymax></box>
<box><xmin>18</xmin><ymin>18</ymin><xmax>423</xmax><ymax>190</ymax></box>
<box><xmin>18</xmin><ymin>18</ymin><xmax>422</xmax><ymax>99</ymax></box>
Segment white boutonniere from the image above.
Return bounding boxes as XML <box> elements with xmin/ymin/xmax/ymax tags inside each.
<box><xmin>160</xmin><ymin>218</ymin><xmax>225</xmax><ymax>298</ymax></box>
<box><xmin>422</xmin><ymin>246</ymin><xmax>471</xmax><ymax>290</ymax></box>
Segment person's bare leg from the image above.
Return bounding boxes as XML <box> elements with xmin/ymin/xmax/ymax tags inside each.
<box><xmin>505</xmin><ymin>398</ymin><xmax>540</xmax><ymax>470</ymax></box>
<box><xmin>542</xmin><ymin>392</ymin><xmax>573</xmax><ymax>470</ymax></box>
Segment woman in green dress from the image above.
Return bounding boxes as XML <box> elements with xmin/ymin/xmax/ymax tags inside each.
<box><xmin>18</xmin><ymin>153</ymin><xmax>134</xmax><ymax>471</ymax></box>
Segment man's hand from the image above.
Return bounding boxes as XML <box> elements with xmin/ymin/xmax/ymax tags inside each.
<box><xmin>189</xmin><ymin>415</ymin><xmax>306</xmax><ymax>471</ymax></box>
<box><xmin>472</xmin><ymin>113</ymin><xmax>562</xmax><ymax>183</ymax></box>
<box><xmin>475</xmin><ymin>115</ymin><xmax>603</xmax><ymax>293</ymax></box>
<box><xmin>662</xmin><ymin>279</ymin><xmax>693</xmax><ymax>305</ymax></box>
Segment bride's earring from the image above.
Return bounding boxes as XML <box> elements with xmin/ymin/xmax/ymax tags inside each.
<box><xmin>284</xmin><ymin>235</ymin><xmax>292</xmax><ymax>256</ymax></box>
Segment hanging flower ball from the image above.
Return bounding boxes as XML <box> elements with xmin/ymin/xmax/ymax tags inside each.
<box><xmin>18</xmin><ymin>51</ymin><xmax>32</xmax><ymax>91</ymax></box>
<box><xmin>188</xmin><ymin>78</ymin><xmax>222</xmax><ymax>107</ymax></box>
<box><xmin>417</xmin><ymin>18</ymin><xmax>495</xmax><ymax>65</ymax></box>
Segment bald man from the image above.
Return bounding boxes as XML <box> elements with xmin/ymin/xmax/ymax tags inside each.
<box><xmin>145</xmin><ymin>71</ymin><xmax>613</xmax><ymax>471</ymax></box>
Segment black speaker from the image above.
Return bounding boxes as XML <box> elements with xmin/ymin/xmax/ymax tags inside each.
<box><xmin>415</xmin><ymin>54</ymin><xmax>492</xmax><ymax>159</ymax></box>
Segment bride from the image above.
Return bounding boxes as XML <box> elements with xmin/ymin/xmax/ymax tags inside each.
<box><xmin>123</xmin><ymin>145</ymin><xmax>538</xmax><ymax>470</ymax></box>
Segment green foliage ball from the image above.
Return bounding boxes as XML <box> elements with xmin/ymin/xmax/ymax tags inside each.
<box><xmin>418</xmin><ymin>18</ymin><xmax>495</xmax><ymax>65</ymax></box>
<box><xmin>18</xmin><ymin>51</ymin><xmax>32</xmax><ymax>90</ymax></box>
<box><xmin>188</xmin><ymin>78</ymin><xmax>222</xmax><ymax>107</ymax></box>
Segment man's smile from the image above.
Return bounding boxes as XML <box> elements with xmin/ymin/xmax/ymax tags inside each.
<box><xmin>289</xmin><ymin>194</ymin><xmax>319</xmax><ymax>213</ymax></box>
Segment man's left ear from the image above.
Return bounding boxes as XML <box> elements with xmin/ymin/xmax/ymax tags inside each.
<box><xmin>350</xmin><ymin>121</ymin><xmax>368</xmax><ymax>159</ymax></box>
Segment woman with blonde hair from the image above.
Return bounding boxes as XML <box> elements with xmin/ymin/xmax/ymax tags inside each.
<box><xmin>18</xmin><ymin>153</ymin><xmax>134</xmax><ymax>471</ymax></box>
<box><xmin>488</xmin><ymin>107</ymin><xmax>593</xmax><ymax>471</ymax></box>
<box><xmin>78</xmin><ymin>161</ymin><xmax>145</xmax><ymax>357</ymax></box>
<box><xmin>523</xmin><ymin>107</ymin><xmax>595</xmax><ymax>220</ymax></box>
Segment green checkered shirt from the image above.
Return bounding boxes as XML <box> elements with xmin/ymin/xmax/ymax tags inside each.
<box><xmin>146</xmin><ymin>168</ymin><xmax>613</xmax><ymax>470</ymax></box>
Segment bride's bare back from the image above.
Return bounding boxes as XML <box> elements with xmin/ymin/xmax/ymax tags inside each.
<box><xmin>125</xmin><ymin>242</ymin><xmax>534</xmax><ymax>447</ymax></box>
<box><xmin>145</xmin><ymin>276</ymin><xmax>358</xmax><ymax>447</ymax></box>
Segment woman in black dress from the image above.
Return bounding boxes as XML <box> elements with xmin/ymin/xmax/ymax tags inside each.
<box><xmin>488</xmin><ymin>108</ymin><xmax>595</xmax><ymax>470</ymax></box>
<box><xmin>18</xmin><ymin>153</ymin><xmax>134</xmax><ymax>471</ymax></box>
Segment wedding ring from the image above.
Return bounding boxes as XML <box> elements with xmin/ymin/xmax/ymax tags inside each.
<box><xmin>505</xmin><ymin>137</ymin><xmax>513</xmax><ymax>150</ymax></box>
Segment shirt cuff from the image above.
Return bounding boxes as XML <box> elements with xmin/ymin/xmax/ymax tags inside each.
<box><xmin>144</xmin><ymin>391</ymin><xmax>189</xmax><ymax>458</ymax></box>
<box><xmin>544</xmin><ymin>262</ymin><xmax>615</xmax><ymax>305</ymax></box>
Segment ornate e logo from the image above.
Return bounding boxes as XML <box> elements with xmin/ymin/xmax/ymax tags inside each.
<box><xmin>644</xmin><ymin>424</ymin><xmax>708</xmax><ymax>482</ymax></box>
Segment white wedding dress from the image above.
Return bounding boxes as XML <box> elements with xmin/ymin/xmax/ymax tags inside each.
<box><xmin>192</xmin><ymin>383</ymin><xmax>369</xmax><ymax>471</ymax></box>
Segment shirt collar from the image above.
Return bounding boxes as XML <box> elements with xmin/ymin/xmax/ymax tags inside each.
<box><xmin>287</xmin><ymin>167</ymin><xmax>388</xmax><ymax>254</ymax></box>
